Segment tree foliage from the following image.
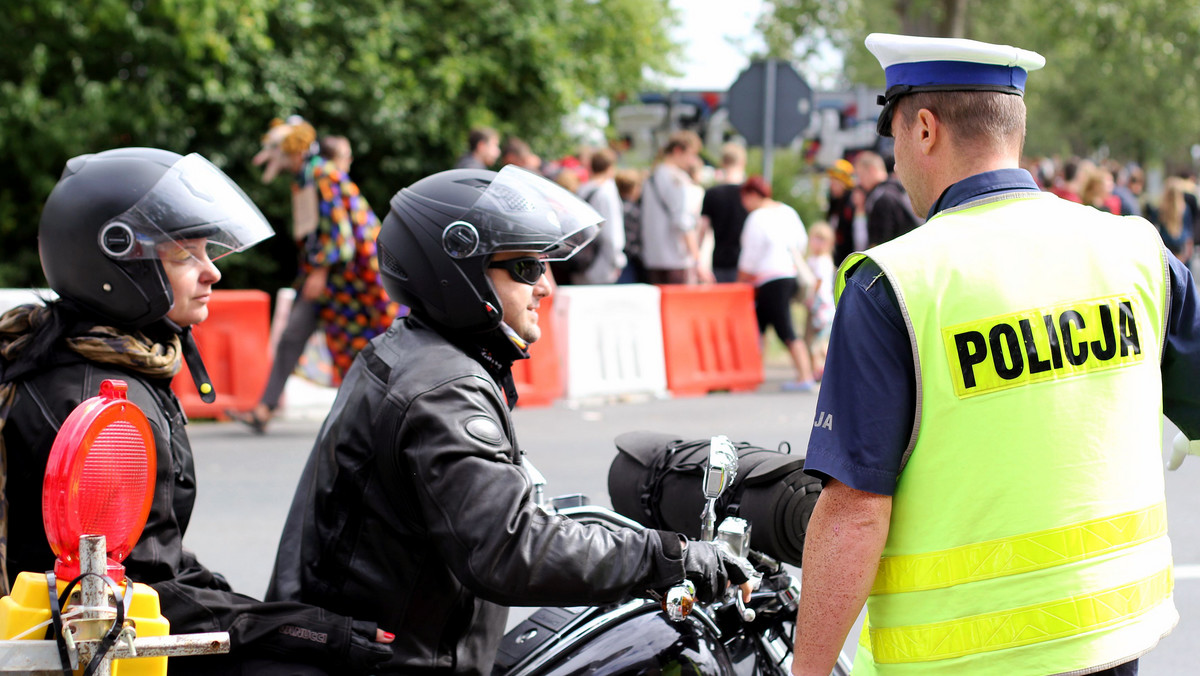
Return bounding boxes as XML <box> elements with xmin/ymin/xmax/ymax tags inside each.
<box><xmin>759</xmin><ymin>0</ymin><xmax>1200</xmax><ymax>166</ymax></box>
<box><xmin>0</xmin><ymin>0</ymin><xmax>678</xmax><ymax>289</ymax></box>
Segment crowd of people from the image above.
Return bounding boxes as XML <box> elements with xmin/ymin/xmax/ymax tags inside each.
<box><xmin>1033</xmin><ymin>155</ymin><xmax>1200</xmax><ymax>272</ymax></box>
<box><xmin>457</xmin><ymin>126</ymin><xmax>840</xmax><ymax>391</ymax></box>
<box><xmin>449</xmin><ymin>125</ymin><xmax>1200</xmax><ymax>398</ymax></box>
<box><xmin>210</xmin><ymin>117</ymin><xmax>1200</xmax><ymax>416</ymax></box>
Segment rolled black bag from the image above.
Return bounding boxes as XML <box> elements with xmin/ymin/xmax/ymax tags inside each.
<box><xmin>607</xmin><ymin>431</ymin><xmax>822</xmax><ymax>567</ymax></box>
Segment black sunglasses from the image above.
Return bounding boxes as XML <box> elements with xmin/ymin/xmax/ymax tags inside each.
<box><xmin>487</xmin><ymin>256</ymin><xmax>547</xmax><ymax>285</ymax></box>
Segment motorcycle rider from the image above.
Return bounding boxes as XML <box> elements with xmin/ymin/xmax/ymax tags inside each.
<box><xmin>267</xmin><ymin>165</ymin><xmax>752</xmax><ymax>675</ymax></box>
<box><xmin>0</xmin><ymin>148</ymin><xmax>393</xmax><ymax>674</ymax></box>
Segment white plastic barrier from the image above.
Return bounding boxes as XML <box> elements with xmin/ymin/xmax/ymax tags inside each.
<box><xmin>0</xmin><ymin>289</ymin><xmax>56</xmax><ymax>315</ymax></box>
<box><xmin>557</xmin><ymin>284</ymin><xmax>668</xmax><ymax>401</ymax></box>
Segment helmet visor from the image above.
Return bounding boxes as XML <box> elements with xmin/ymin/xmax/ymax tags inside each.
<box><xmin>444</xmin><ymin>165</ymin><xmax>601</xmax><ymax>262</ymax></box>
<box><xmin>98</xmin><ymin>153</ymin><xmax>274</xmax><ymax>263</ymax></box>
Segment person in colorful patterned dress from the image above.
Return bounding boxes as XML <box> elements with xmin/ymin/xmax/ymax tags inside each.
<box><xmin>232</xmin><ymin>130</ymin><xmax>400</xmax><ymax>433</ymax></box>
<box><xmin>309</xmin><ymin>136</ymin><xmax>403</xmax><ymax>380</ymax></box>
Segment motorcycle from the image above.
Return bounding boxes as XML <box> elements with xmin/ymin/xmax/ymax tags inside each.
<box><xmin>492</xmin><ymin>434</ymin><xmax>852</xmax><ymax>676</ymax></box>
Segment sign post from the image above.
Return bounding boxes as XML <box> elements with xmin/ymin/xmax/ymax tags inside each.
<box><xmin>726</xmin><ymin>60</ymin><xmax>813</xmax><ymax>184</ymax></box>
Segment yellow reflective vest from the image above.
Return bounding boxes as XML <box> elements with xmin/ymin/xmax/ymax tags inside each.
<box><xmin>836</xmin><ymin>192</ymin><xmax>1177</xmax><ymax>676</ymax></box>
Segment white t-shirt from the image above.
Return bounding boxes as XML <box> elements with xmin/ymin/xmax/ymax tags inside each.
<box><xmin>738</xmin><ymin>202</ymin><xmax>807</xmax><ymax>287</ymax></box>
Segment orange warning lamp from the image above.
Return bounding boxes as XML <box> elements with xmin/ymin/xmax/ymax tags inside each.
<box><xmin>41</xmin><ymin>379</ymin><xmax>156</xmax><ymax>585</ymax></box>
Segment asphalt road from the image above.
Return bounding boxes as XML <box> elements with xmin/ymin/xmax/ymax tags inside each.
<box><xmin>183</xmin><ymin>374</ymin><xmax>1200</xmax><ymax>673</ymax></box>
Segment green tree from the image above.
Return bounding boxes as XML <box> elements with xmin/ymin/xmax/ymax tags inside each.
<box><xmin>758</xmin><ymin>0</ymin><xmax>1200</xmax><ymax>165</ymax></box>
<box><xmin>0</xmin><ymin>0</ymin><xmax>679</xmax><ymax>290</ymax></box>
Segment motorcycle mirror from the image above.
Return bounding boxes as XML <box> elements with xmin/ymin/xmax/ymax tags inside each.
<box><xmin>702</xmin><ymin>435</ymin><xmax>738</xmax><ymax>501</ymax></box>
<box><xmin>700</xmin><ymin>436</ymin><xmax>738</xmax><ymax>541</ymax></box>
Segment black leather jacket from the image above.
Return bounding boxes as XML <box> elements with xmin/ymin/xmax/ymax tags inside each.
<box><xmin>267</xmin><ymin>316</ymin><xmax>685</xmax><ymax>675</ymax></box>
<box><xmin>1</xmin><ymin>325</ymin><xmax>387</xmax><ymax>675</ymax></box>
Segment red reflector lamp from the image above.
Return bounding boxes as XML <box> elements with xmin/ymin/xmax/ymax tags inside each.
<box><xmin>41</xmin><ymin>379</ymin><xmax>156</xmax><ymax>585</ymax></box>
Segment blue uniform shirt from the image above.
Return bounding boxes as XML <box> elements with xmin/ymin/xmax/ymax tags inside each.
<box><xmin>804</xmin><ymin>168</ymin><xmax>1200</xmax><ymax>495</ymax></box>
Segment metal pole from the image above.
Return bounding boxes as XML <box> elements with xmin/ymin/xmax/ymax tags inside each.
<box><xmin>762</xmin><ymin>60</ymin><xmax>777</xmax><ymax>185</ymax></box>
<box><xmin>0</xmin><ymin>532</ymin><xmax>231</xmax><ymax>672</ymax></box>
<box><xmin>79</xmin><ymin>535</ymin><xmax>111</xmax><ymax>676</ymax></box>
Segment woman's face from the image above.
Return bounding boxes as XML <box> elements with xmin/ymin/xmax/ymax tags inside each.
<box><xmin>158</xmin><ymin>238</ymin><xmax>221</xmax><ymax>327</ymax></box>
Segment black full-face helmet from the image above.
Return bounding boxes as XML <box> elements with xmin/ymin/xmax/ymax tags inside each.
<box><xmin>378</xmin><ymin>165</ymin><xmax>601</xmax><ymax>333</ymax></box>
<box><xmin>39</xmin><ymin>148</ymin><xmax>273</xmax><ymax>328</ymax></box>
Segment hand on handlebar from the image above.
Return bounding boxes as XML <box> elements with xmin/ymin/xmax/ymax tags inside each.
<box><xmin>681</xmin><ymin>539</ymin><xmax>752</xmax><ymax>604</ymax></box>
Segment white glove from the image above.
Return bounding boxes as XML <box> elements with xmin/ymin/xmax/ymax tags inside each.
<box><xmin>1167</xmin><ymin>433</ymin><xmax>1200</xmax><ymax>471</ymax></box>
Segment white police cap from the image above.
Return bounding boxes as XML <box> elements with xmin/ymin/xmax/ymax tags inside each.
<box><xmin>865</xmin><ymin>33</ymin><xmax>1045</xmax><ymax>137</ymax></box>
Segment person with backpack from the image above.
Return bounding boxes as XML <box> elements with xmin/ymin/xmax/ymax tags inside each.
<box><xmin>640</xmin><ymin>131</ymin><xmax>704</xmax><ymax>284</ymax></box>
<box><xmin>569</xmin><ymin>148</ymin><xmax>626</xmax><ymax>284</ymax></box>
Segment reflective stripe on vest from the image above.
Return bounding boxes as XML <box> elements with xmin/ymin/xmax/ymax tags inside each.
<box><xmin>872</xmin><ymin>503</ymin><xmax>1167</xmax><ymax>595</ymax></box>
<box><xmin>870</xmin><ymin>567</ymin><xmax>1173</xmax><ymax>664</ymax></box>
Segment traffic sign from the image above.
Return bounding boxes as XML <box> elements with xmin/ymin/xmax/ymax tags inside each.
<box><xmin>726</xmin><ymin>60</ymin><xmax>813</xmax><ymax>148</ymax></box>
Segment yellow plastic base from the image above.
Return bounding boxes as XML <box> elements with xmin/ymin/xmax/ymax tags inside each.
<box><xmin>0</xmin><ymin>571</ymin><xmax>169</xmax><ymax>675</ymax></box>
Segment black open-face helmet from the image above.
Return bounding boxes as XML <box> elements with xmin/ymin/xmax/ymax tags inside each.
<box><xmin>39</xmin><ymin>148</ymin><xmax>274</xmax><ymax>328</ymax></box>
<box><xmin>378</xmin><ymin>166</ymin><xmax>601</xmax><ymax>334</ymax></box>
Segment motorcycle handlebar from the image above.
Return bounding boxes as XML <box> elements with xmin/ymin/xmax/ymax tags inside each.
<box><xmin>552</xmin><ymin>501</ymin><xmax>786</xmax><ymax>622</ymax></box>
<box><xmin>660</xmin><ymin>548</ymin><xmax>765</xmax><ymax>622</ymax></box>
<box><xmin>661</xmin><ymin>581</ymin><xmax>696</xmax><ymax>621</ymax></box>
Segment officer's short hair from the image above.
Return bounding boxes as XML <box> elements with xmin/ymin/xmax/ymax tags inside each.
<box><xmin>896</xmin><ymin>91</ymin><xmax>1026</xmax><ymax>155</ymax></box>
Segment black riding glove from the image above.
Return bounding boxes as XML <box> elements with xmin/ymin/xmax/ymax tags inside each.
<box><xmin>681</xmin><ymin>539</ymin><xmax>751</xmax><ymax>604</ymax></box>
<box><xmin>348</xmin><ymin>620</ymin><xmax>393</xmax><ymax>672</ymax></box>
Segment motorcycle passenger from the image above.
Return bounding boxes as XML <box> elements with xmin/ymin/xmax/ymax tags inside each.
<box><xmin>0</xmin><ymin>148</ymin><xmax>393</xmax><ymax>675</ymax></box>
<box><xmin>266</xmin><ymin>166</ymin><xmax>752</xmax><ymax>675</ymax></box>
<box><xmin>795</xmin><ymin>35</ymin><xmax>1200</xmax><ymax>676</ymax></box>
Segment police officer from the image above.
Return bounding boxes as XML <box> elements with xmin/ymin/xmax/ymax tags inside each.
<box><xmin>792</xmin><ymin>35</ymin><xmax>1200</xmax><ymax>676</ymax></box>
<box><xmin>266</xmin><ymin>165</ymin><xmax>752</xmax><ymax>675</ymax></box>
<box><xmin>0</xmin><ymin>148</ymin><xmax>393</xmax><ymax>674</ymax></box>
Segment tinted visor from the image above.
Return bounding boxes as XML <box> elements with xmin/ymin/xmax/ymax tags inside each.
<box><xmin>443</xmin><ymin>165</ymin><xmax>601</xmax><ymax>262</ymax></box>
<box><xmin>98</xmin><ymin>153</ymin><xmax>274</xmax><ymax>262</ymax></box>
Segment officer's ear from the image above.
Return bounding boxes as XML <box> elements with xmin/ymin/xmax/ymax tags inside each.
<box><xmin>914</xmin><ymin>108</ymin><xmax>940</xmax><ymax>156</ymax></box>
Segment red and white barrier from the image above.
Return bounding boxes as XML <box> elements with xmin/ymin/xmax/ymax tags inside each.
<box><xmin>0</xmin><ymin>279</ymin><xmax>765</xmax><ymax>415</ymax></box>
